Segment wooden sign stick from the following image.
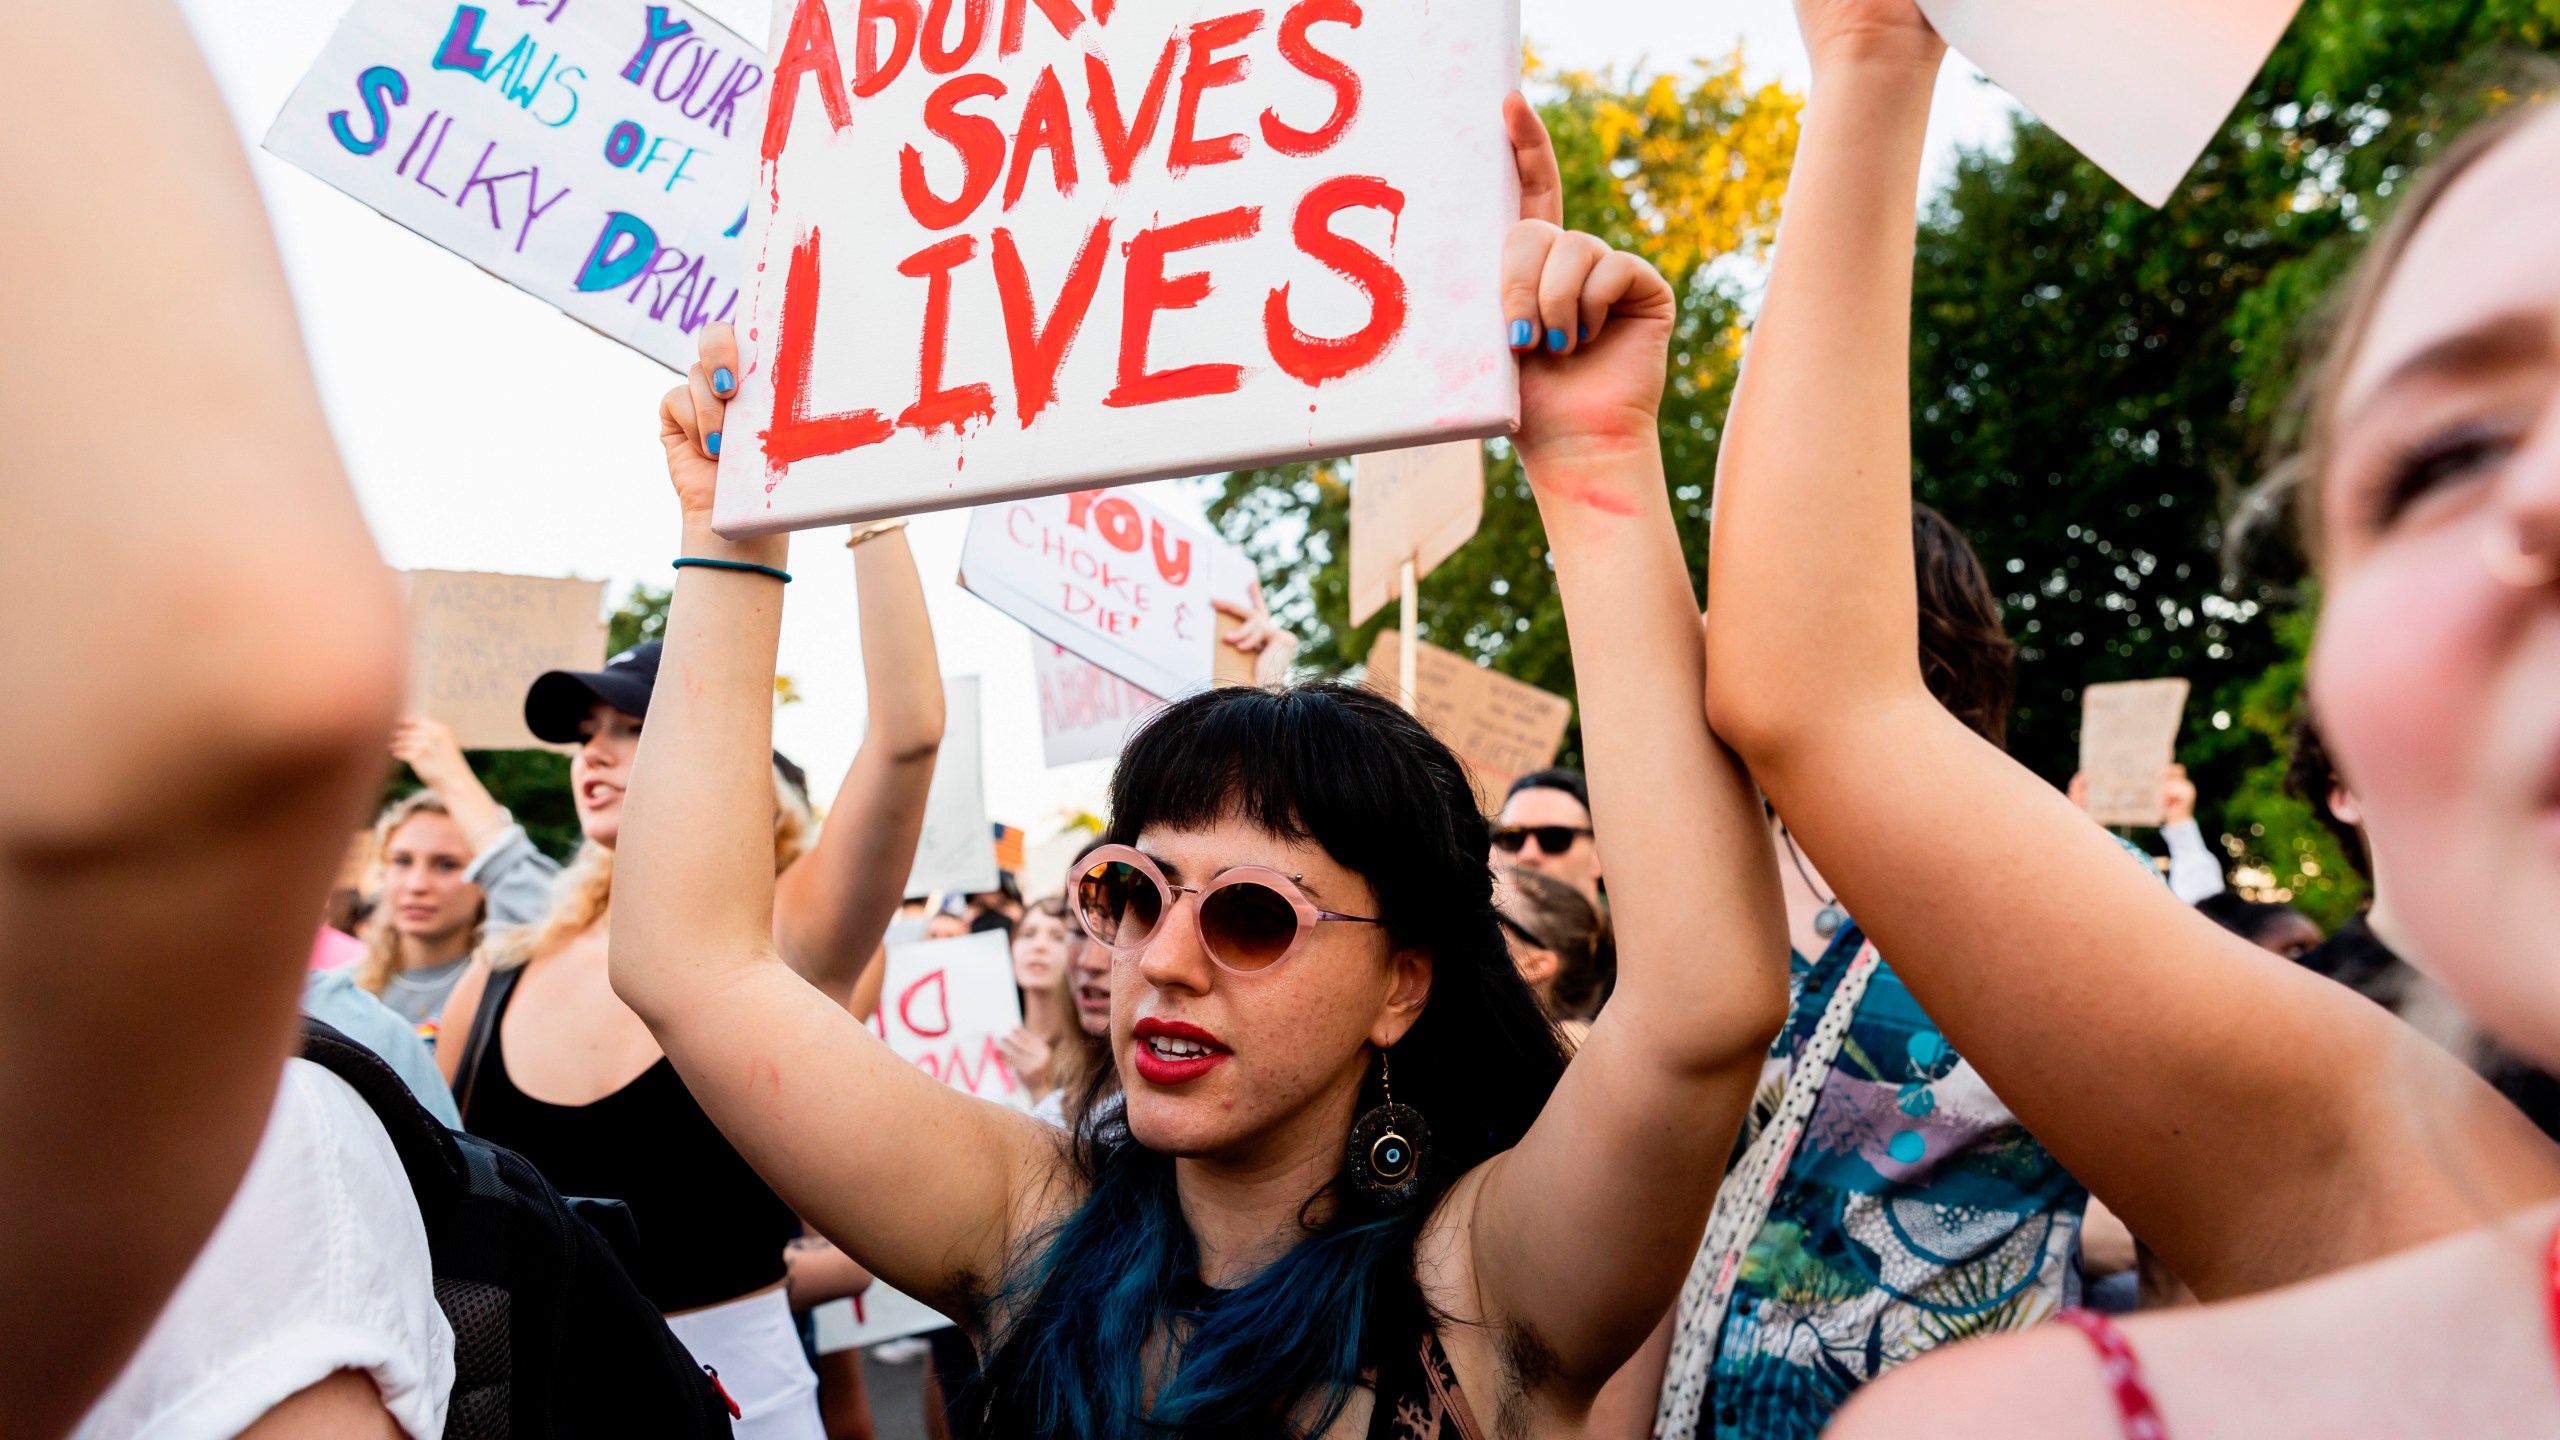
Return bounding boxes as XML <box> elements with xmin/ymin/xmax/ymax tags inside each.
<box><xmin>1397</xmin><ymin>559</ymin><xmax>1420</xmax><ymax>712</ymax></box>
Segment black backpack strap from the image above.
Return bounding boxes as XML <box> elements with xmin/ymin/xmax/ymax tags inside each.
<box><xmin>299</xmin><ymin>1018</ymin><xmax>469</xmax><ymax>1212</ymax></box>
<box><xmin>452</xmin><ymin>963</ymin><xmax>524</xmax><ymax>1124</ymax></box>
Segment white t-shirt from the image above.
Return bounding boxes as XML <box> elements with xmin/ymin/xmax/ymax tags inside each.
<box><xmin>75</xmin><ymin>1059</ymin><xmax>454</xmax><ymax>1440</ymax></box>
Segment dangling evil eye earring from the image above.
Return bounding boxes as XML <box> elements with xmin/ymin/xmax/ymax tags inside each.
<box><xmin>1347</xmin><ymin>1049</ymin><xmax>1431</xmax><ymax>1207</ymax></box>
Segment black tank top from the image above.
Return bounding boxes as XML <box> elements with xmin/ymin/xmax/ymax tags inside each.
<box><xmin>458</xmin><ymin>966</ymin><xmax>799</xmax><ymax>1313</ymax></box>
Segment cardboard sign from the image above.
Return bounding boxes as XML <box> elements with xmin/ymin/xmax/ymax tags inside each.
<box><xmin>811</xmin><ymin>1283</ymin><xmax>948</xmax><ymax>1352</ymax></box>
<box><xmin>1915</xmin><ymin>0</ymin><xmax>2303</xmax><ymax>207</ymax></box>
<box><xmin>2079</xmin><ymin>678</ymin><xmax>2191</xmax><ymax>827</ymax></box>
<box><xmin>405</xmin><ymin>570</ymin><xmax>607</xmax><ymax>749</ymax></box>
<box><xmin>959</xmin><ymin>489</ymin><xmax>1254</xmax><ymax>698</ymax></box>
<box><xmin>1349</xmin><ymin>442</ymin><xmax>1485</xmax><ymax>625</ymax></box>
<box><xmin>1032</xmin><ymin>637</ymin><xmax>1164</xmax><ymax>767</ymax></box>
<box><xmin>265</xmin><ymin>0</ymin><xmax>767</xmax><ymax>371</ymax></box>
<box><xmin>709</xmin><ymin>0</ymin><xmax>1524</xmax><ymax>533</ymax></box>
<box><xmin>870</xmin><ymin>928</ymin><xmax>1027</xmax><ymax>1107</ymax></box>
<box><xmin>1364</xmin><ymin>630</ymin><xmax>1570</xmax><ymax>811</ymax></box>
<box><xmin>908</xmin><ymin>676</ymin><xmax>1001</xmax><ymax>897</ymax></box>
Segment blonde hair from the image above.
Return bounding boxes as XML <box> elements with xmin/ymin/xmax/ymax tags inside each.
<box><xmin>355</xmin><ymin>791</ymin><xmax>485</xmax><ymax>996</ymax></box>
<box><xmin>487</xmin><ymin>762</ymin><xmax>815</xmax><ymax>972</ymax></box>
<box><xmin>2283</xmin><ymin>65</ymin><xmax>2559</xmax><ymax>557</ymax></box>
<box><xmin>1020</xmin><ymin>895</ymin><xmax>1105</xmax><ymax>1098</ymax></box>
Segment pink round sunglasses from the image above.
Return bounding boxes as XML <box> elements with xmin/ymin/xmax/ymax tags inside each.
<box><xmin>1070</xmin><ymin>844</ymin><xmax>1383</xmax><ymax>973</ymax></box>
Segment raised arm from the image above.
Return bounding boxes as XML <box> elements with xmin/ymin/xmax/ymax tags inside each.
<box><xmin>1700</xmin><ymin>0</ymin><xmax>2560</xmax><ymax>1299</ymax></box>
<box><xmin>1462</xmin><ymin>95</ymin><xmax>1791</xmax><ymax>1399</ymax></box>
<box><xmin>771</xmin><ymin>524</ymin><xmax>944</xmax><ymax>1003</ymax></box>
<box><xmin>1</xmin><ymin>3</ymin><xmax>406</xmax><ymax>1430</ymax></box>
<box><xmin>609</xmin><ymin>325</ymin><xmax>1054</xmax><ymax>1320</ymax></box>
<box><xmin>389</xmin><ymin>717</ymin><xmax>514</xmax><ymax>851</ymax></box>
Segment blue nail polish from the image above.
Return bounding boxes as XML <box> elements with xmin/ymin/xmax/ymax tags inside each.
<box><xmin>713</xmin><ymin>366</ymin><xmax>735</xmax><ymax>394</ymax></box>
<box><xmin>1509</xmin><ymin>318</ymin><xmax>1534</xmax><ymax>349</ymax></box>
<box><xmin>706</xmin><ymin>431</ymin><xmax>723</xmax><ymax>457</ymax></box>
<box><xmin>1546</xmin><ymin>327</ymin><xmax>1568</xmax><ymax>353</ymax></box>
<box><xmin>1578</xmin><ymin>324</ymin><xmax>1590</xmax><ymax>343</ymax></box>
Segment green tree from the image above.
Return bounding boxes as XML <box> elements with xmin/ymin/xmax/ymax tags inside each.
<box><xmin>607</xmin><ymin>581</ymin><xmax>673</xmax><ymax>655</ymax></box>
<box><xmin>1210</xmin><ymin>57</ymin><xmax>1800</xmax><ymax>758</ymax></box>
<box><xmin>1909</xmin><ymin>3</ymin><xmax>2556</xmax><ymax>905</ymax></box>
<box><xmin>2179</xmin><ymin>592</ymin><xmax>2365</xmax><ymax>929</ymax></box>
<box><xmin>1218</xmin><ymin>9</ymin><xmax>2554</xmax><ymax>915</ymax></box>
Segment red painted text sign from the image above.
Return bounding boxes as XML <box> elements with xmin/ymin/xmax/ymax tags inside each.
<box><xmin>959</xmin><ymin>485</ymin><xmax>1252</xmax><ymax>697</ymax></box>
<box><xmin>872</xmin><ymin>929</ymin><xmax>1027</xmax><ymax>1108</ymax></box>
<box><xmin>713</xmin><ymin>0</ymin><xmax>1521</xmax><ymax>534</ymax></box>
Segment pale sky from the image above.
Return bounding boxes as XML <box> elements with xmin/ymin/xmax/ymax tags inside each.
<box><xmin>175</xmin><ymin>0</ymin><xmax>2014</xmax><ymax>841</ymax></box>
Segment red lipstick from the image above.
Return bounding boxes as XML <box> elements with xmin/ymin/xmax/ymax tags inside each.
<box><xmin>1131</xmin><ymin>1017</ymin><xmax>1230</xmax><ymax>1087</ymax></box>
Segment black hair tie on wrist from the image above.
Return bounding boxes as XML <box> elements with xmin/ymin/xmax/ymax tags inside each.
<box><xmin>672</xmin><ymin>557</ymin><xmax>792</xmax><ymax>583</ymax></box>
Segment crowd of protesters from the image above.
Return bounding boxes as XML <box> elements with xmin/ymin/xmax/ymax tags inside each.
<box><xmin>15</xmin><ymin>0</ymin><xmax>2560</xmax><ymax>1437</ymax></box>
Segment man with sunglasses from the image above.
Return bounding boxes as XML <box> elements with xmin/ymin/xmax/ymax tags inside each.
<box><xmin>1492</xmin><ymin>768</ymin><xmax>1604</xmax><ymax>908</ymax></box>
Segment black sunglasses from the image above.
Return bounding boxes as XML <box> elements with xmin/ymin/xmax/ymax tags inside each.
<box><xmin>1490</xmin><ymin>824</ymin><xmax>1593</xmax><ymax>856</ymax></box>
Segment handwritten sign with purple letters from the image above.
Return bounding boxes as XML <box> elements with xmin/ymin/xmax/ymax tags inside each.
<box><xmin>265</xmin><ymin>0</ymin><xmax>768</xmax><ymax>371</ymax></box>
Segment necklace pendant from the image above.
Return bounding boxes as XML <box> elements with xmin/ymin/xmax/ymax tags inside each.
<box><xmin>1814</xmin><ymin>904</ymin><xmax>1847</xmax><ymax>940</ymax></box>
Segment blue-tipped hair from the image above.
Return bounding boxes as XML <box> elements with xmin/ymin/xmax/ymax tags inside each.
<box><xmin>965</xmin><ymin>683</ymin><xmax>1570</xmax><ymax>1437</ymax></box>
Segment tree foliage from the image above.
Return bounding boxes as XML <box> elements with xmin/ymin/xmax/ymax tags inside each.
<box><xmin>1911</xmin><ymin>4</ymin><xmax>2559</xmax><ymax>916</ymax></box>
<box><xmin>1208</xmin><ymin>56</ymin><xmax>1801</xmax><ymax>755</ymax></box>
<box><xmin>1215</xmin><ymin>11</ymin><xmax>2558</xmax><ymax>922</ymax></box>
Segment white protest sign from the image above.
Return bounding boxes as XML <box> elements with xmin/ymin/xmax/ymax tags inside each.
<box><xmin>405</xmin><ymin>570</ymin><xmax>607</xmax><ymax>750</ymax></box>
<box><xmin>1914</xmin><ymin>0</ymin><xmax>2303</xmax><ymax>207</ymax></box>
<box><xmin>907</xmin><ymin>676</ymin><xmax>1001</xmax><ymax>898</ymax></box>
<box><xmin>869</xmin><ymin>928</ymin><xmax>1027</xmax><ymax>1107</ymax></box>
<box><xmin>1032</xmin><ymin>638</ymin><xmax>1164</xmax><ymax>768</ymax></box>
<box><xmin>1350</xmin><ymin>442</ymin><xmax>1484</xmax><ymax>626</ymax></box>
<box><xmin>709</xmin><ymin>0</ymin><xmax>1523</xmax><ymax>534</ymax></box>
<box><xmin>2079</xmin><ymin>678</ymin><xmax>2191</xmax><ymax>827</ymax></box>
<box><xmin>811</xmin><ymin>1284</ymin><xmax>948</xmax><ymax>1352</ymax></box>
<box><xmin>265</xmin><ymin>0</ymin><xmax>766</xmax><ymax>371</ymax></box>
<box><xmin>959</xmin><ymin>489</ymin><xmax>1253</xmax><ymax>698</ymax></box>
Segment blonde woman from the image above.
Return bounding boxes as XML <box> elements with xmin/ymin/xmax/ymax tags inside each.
<box><xmin>432</xmin><ymin>516</ymin><xmax>944</xmax><ymax>1440</ymax></box>
<box><xmin>388</xmin><ymin>714</ymin><xmax>571</xmax><ymax>940</ymax></box>
<box><xmin>1000</xmin><ymin>896</ymin><xmax>1108</xmax><ymax>1122</ymax></box>
<box><xmin>347</xmin><ymin>790</ymin><xmax>485</xmax><ymax>1033</ymax></box>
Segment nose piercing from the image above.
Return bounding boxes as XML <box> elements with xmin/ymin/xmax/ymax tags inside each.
<box><xmin>2481</xmin><ymin>521</ymin><xmax>2560</xmax><ymax>588</ymax></box>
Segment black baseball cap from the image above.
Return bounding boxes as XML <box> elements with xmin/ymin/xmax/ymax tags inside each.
<box><xmin>526</xmin><ymin>640</ymin><xmax>811</xmax><ymax>789</ymax></box>
<box><xmin>525</xmin><ymin>639</ymin><xmax>660</xmax><ymax>744</ymax></box>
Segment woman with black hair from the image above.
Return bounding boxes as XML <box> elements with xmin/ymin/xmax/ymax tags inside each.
<box><xmin>608</xmin><ymin>96</ymin><xmax>1789</xmax><ymax>1438</ymax></box>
